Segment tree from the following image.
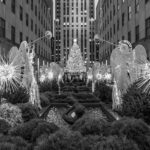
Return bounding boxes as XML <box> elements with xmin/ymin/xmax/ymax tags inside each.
<box><xmin>65</xmin><ymin>39</ymin><xmax>86</xmax><ymax>73</ymax></box>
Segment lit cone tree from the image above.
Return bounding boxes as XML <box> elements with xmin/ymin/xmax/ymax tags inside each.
<box><xmin>65</xmin><ymin>39</ymin><xmax>86</xmax><ymax>73</ymax></box>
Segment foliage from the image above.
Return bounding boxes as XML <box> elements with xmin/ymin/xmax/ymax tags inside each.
<box><xmin>121</xmin><ymin>82</ymin><xmax>150</xmax><ymax>124</ymax></box>
<box><xmin>72</xmin><ymin>116</ymin><xmax>108</xmax><ymax>136</ymax></box>
<box><xmin>39</xmin><ymin>80</ymin><xmax>58</xmax><ymax>93</ymax></box>
<box><xmin>35</xmin><ymin>129</ymin><xmax>83</xmax><ymax>150</ymax></box>
<box><xmin>10</xmin><ymin>118</ymin><xmax>58</xmax><ymax>143</ymax></box>
<box><xmin>81</xmin><ymin>135</ymin><xmax>102</xmax><ymax>150</ymax></box>
<box><xmin>107</xmin><ymin>117</ymin><xmax>150</xmax><ymax>150</ymax></box>
<box><xmin>19</xmin><ymin>103</ymin><xmax>39</xmax><ymax>122</ymax></box>
<box><xmin>31</xmin><ymin>122</ymin><xmax>59</xmax><ymax>142</ymax></box>
<box><xmin>10</xmin><ymin>119</ymin><xmax>45</xmax><ymax>141</ymax></box>
<box><xmin>40</xmin><ymin>93</ymin><xmax>50</xmax><ymax>107</ymax></box>
<box><xmin>94</xmin><ymin>82</ymin><xmax>112</xmax><ymax>104</ymax></box>
<box><xmin>0</xmin><ymin>103</ymin><xmax>22</xmax><ymax>127</ymax></box>
<box><xmin>2</xmin><ymin>86</ymin><xmax>29</xmax><ymax>104</ymax></box>
<box><xmin>0</xmin><ymin>134</ymin><xmax>31</xmax><ymax>150</ymax></box>
<box><xmin>0</xmin><ymin>118</ymin><xmax>11</xmax><ymax>134</ymax></box>
<box><xmin>94</xmin><ymin>136</ymin><xmax>139</xmax><ymax>150</ymax></box>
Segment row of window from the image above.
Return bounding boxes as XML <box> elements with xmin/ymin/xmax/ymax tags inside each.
<box><xmin>0</xmin><ymin>17</ymin><xmax>51</xmax><ymax>48</ymax></box>
<box><xmin>100</xmin><ymin>17</ymin><xmax>150</xmax><ymax>51</ymax></box>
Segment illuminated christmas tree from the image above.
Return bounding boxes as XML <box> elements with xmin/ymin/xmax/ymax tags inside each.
<box><xmin>65</xmin><ymin>39</ymin><xmax>86</xmax><ymax>73</ymax></box>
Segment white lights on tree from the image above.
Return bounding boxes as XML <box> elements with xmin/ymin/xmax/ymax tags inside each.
<box><xmin>65</xmin><ymin>39</ymin><xmax>86</xmax><ymax>73</ymax></box>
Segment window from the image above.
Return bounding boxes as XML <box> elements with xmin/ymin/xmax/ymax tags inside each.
<box><xmin>31</xmin><ymin>0</ymin><xmax>33</xmax><ymax>10</ymax></box>
<box><xmin>128</xmin><ymin>31</ymin><xmax>131</xmax><ymax>42</ymax></box>
<box><xmin>11</xmin><ymin>26</ymin><xmax>15</xmax><ymax>43</ymax></box>
<box><xmin>113</xmin><ymin>5</ymin><xmax>115</xmax><ymax>16</ymax></box>
<box><xmin>26</xmin><ymin>0</ymin><xmax>28</xmax><ymax>4</ymax></box>
<box><xmin>11</xmin><ymin>0</ymin><xmax>16</xmax><ymax>14</ymax></box>
<box><xmin>122</xmin><ymin>13</ymin><xmax>125</xmax><ymax>26</ymax></box>
<box><xmin>135</xmin><ymin>0</ymin><xmax>139</xmax><ymax>13</ymax></box>
<box><xmin>113</xmin><ymin>24</ymin><xmax>116</xmax><ymax>34</ymax></box>
<box><xmin>135</xmin><ymin>25</ymin><xmax>139</xmax><ymax>41</ymax></box>
<box><xmin>35</xmin><ymin>24</ymin><xmax>37</xmax><ymax>35</ymax></box>
<box><xmin>26</xmin><ymin>13</ymin><xmax>29</xmax><ymax>26</ymax></box>
<box><xmin>31</xmin><ymin>19</ymin><xmax>33</xmax><ymax>31</ymax></box>
<box><xmin>128</xmin><ymin>6</ymin><xmax>132</xmax><ymax>20</ymax></box>
<box><xmin>35</xmin><ymin>5</ymin><xmax>37</xmax><ymax>16</ymax></box>
<box><xmin>20</xmin><ymin>6</ymin><xmax>23</xmax><ymax>21</ymax></box>
<box><xmin>20</xmin><ymin>32</ymin><xmax>23</xmax><ymax>43</ymax></box>
<box><xmin>0</xmin><ymin>17</ymin><xmax>5</xmax><ymax>37</ymax></box>
<box><xmin>146</xmin><ymin>17</ymin><xmax>150</xmax><ymax>38</ymax></box>
<box><xmin>117</xmin><ymin>19</ymin><xmax>119</xmax><ymax>30</ymax></box>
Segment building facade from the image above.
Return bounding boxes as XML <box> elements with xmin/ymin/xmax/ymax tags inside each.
<box><xmin>96</xmin><ymin>0</ymin><xmax>150</xmax><ymax>63</ymax></box>
<box><xmin>0</xmin><ymin>0</ymin><xmax>53</xmax><ymax>65</ymax></box>
<box><xmin>54</xmin><ymin>0</ymin><xmax>95</xmax><ymax>66</ymax></box>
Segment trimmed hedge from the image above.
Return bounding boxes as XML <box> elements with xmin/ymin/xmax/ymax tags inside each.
<box><xmin>94</xmin><ymin>82</ymin><xmax>112</xmax><ymax>104</ymax></box>
<box><xmin>72</xmin><ymin>116</ymin><xmax>108</xmax><ymax>136</ymax></box>
<box><xmin>19</xmin><ymin>103</ymin><xmax>39</xmax><ymax>122</ymax></box>
<box><xmin>94</xmin><ymin>136</ymin><xmax>139</xmax><ymax>150</ymax></box>
<box><xmin>0</xmin><ymin>134</ymin><xmax>31</xmax><ymax>150</ymax></box>
<box><xmin>107</xmin><ymin>117</ymin><xmax>150</xmax><ymax>150</ymax></box>
<box><xmin>35</xmin><ymin>129</ymin><xmax>83</xmax><ymax>150</ymax></box>
<box><xmin>0</xmin><ymin>118</ymin><xmax>11</xmax><ymax>134</ymax></box>
<box><xmin>2</xmin><ymin>86</ymin><xmax>29</xmax><ymax>104</ymax></box>
<box><xmin>120</xmin><ymin>83</ymin><xmax>150</xmax><ymax>124</ymax></box>
<box><xmin>10</xmin><ymin>119</ymin><xmax>59</xmax><ymax>142</ymax></box>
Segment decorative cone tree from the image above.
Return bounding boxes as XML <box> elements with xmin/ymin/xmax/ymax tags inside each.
<box><xmin>65</xmin><ymin>39</ymin><xmax>86</xmax><ymax>73</ymax></box>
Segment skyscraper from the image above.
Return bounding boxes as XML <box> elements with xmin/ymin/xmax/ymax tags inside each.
<box><xmin>0</xmin><ymin>0</ymin><xmax>53</xmax><ymax>65</ymax></box>
<box><xmin>54</xmin><ymin>0</ymin><xmax>95</xmax><ymax>66</ymax></box>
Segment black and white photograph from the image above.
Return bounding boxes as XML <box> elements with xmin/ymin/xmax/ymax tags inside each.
<box><xmin>0</xmin><ymin>0</ymin><xmax>150</xmax><ymax>149</ymax></box>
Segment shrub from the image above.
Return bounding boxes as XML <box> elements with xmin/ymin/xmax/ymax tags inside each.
<box><xmin>10</xmin><ymin>119</ymin><xmax>44</xmax><ymax>141</ymax></box>
<box><xmin>107</xmin><ymin>118</ymin><xmax>150</xmax><ymax>150</ymax></box>
<box><xmin>72</xmin><ymin>116</ymin><xmax>108</xmax><ymax>136</ymax></box>
<box><xmin>94</xmin><ymin>82</ymin><xmax>112</xmax><ymax>104</ymax></box>
<box><xmin>40</xmin><ymin>93</ymin><xmax>50</xmax><ymax>107</ymax></box>
<box><xmin>31</xmin><ymin>122</ymin><xmax>59</xmax><ymax>142</ymax></box>
<box><xmin>0</xmin><ymin>103</ymin><xmax>22</xmax><ymax>127</ymax></box>
<box><xmin>121</xmin><ymin>83</ymin><xmax>150</xmax><ymax>124</ymax></box>
<box><xmin>35</xmin><ymin>129</ymin><xmax>83</xmax><ymax>150</ymax></box>
<box><xmin>81</xmin><ymin>135</ymin><xmax>102</xmax><ymax>150</ymax></box>
<box><xmin>39</xmin><ymin>80</ymin><xmax>59</xmax><ymax>93</ymax></box>
<box><xmin>0</xmin><ymin>134</ymin><xmax>31</xmax><ymax>150</ymax></box>
<box><xmin>0</xmin><ymin>118</ymin><xmax>11</xmax><ymax>134</ymax></box>
<box><xmin>0</xmin><ymin>143</ymin><xmax>15</xmax><ymax>150</ymax></box>
<box><xmin>94</xmin><ymin>136</ymin><xmax>139</xmax><ymax>150</ymax></box>
<box><xmin>10</xmin><ymin>119</ymin><xmax>59</xmax><ymax>143</ymax></box>
<box><xmin>19</xmin><ymin>103</ymin><xmax>39</xmax><ymax>122</ymax></box>
<box><xmin>2</xmin><ymin>86</ymin><xmax>29</xmax><ymax>104</ymax></box>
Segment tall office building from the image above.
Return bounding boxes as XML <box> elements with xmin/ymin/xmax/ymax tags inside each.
<box><xmin>54</xmin><ymin>0</ymin><xmax>95</xmax><ymax>66</ymax></box>
<box><xmin>0</xmin><ymin>0</ymin><xmax>53</xmax><ymax>65</ymax></box>
<box><xmin>96</xmin><ymin>0</ymin><xmax>150</xmax><ymax>63</ymax></box>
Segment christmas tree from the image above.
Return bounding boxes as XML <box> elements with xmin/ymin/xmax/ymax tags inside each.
<box><xmin>65</xmin><ymin>39</ymin><xmax>86</xmax><ymax>73</ymax></box>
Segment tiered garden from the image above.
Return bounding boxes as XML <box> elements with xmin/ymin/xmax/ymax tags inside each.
<box><xmin>0</xmin><ymin>38</ymin><xmax>150</xmax><ymax>150</ymax></box>
<box><xmin>0</xmin><ymin>79</ymin><xmax>150</xmax><ymax>150</ymax></box>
